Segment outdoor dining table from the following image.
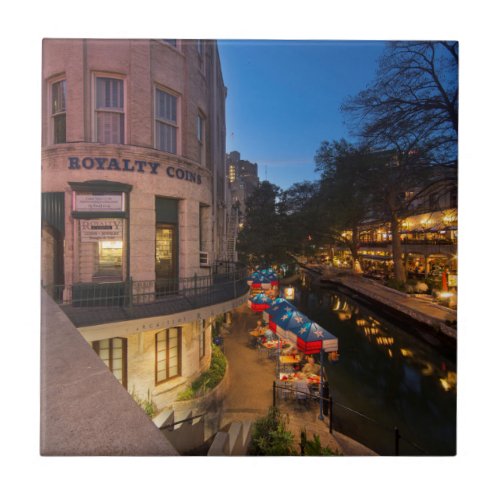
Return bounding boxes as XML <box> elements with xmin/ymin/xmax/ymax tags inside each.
<box><xmin>279</xmin><ymin>372</ymin><xmax>320</xmax><ymax>385</ymax></box>
<box><xmin>262</xmin><ymin>340</ymin><xmax>290</xmax><ymax>350</ymax></box>
<box><xmin>279</xmin><ymin>355</ymin><xmax>301</xmax><ymax>365</ymax></box>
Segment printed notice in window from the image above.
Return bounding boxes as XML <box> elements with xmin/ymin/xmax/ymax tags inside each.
<box><xmin>81</xmin><ymin>219</ymin><xmax>123</xmax><ymax>242</ymax></box>
<box><xmin>75</xmin><ymin>193</ymin><xmax>124</xmax><ymax>212</ymax></box>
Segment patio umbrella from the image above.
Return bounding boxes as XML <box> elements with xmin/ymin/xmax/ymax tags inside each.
<box><xmin>268</xmin><ymin>271</ymin><xmax>279</xmax><ymax>287</ymax></box>
<box><xmin>252</xmin><ymin>273</ymin><xmax>272</xmax><ymax>289</ymax></box>
<box><xmin>248</xmin><ymin>292</ymin><xmax>273</xmax><ymax>312</ymax></box>
<box><xmin>275</xmin><ymin>309</ymin><xmax>310</xmax><ymax>343</ymax></box>
<box><xmin>256</xmin><ymin>268</ymin><xmax>279</xmax><ymax>288</ymax></box>
<box><xmin>247</xmin><ymin>271</ymin><xmax>260</xmax><ymax>286</ymax></box>
<box><xmin>293</xmin><ymin>321</ymin><xmax>338</xmax><ymax>420</ymax></box>
<box><xmin>262</xmin><ymin>297</ymin><xmax>285</xmax><ymax>323</ymax></box>
<box><xmin>294</xmin><ymin>321</ymin><xmax>338</xmax><ymax>354</ymax></box>
<box><xmin>265</xmin><ymin>299</ymin><xmax>295</xmax><ymax>331</ymax></box>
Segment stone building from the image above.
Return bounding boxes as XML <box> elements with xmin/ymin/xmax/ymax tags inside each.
<box><xmin>41</xmin><ymin>39</ymin><xmax>248</xmax><ymax>412</ymax></box>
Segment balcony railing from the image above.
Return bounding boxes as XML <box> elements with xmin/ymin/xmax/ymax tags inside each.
<box><xmin>43</xmin><ymin>262</ymin><xmax>249</xmax><ymax>327</ymax></box>
<box><xmin>360</xmin><ymin>239</ymin><xmax>456</xmax><ymax>247</ymax></box>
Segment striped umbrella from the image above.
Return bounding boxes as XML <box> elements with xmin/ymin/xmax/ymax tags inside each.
<box><xmin>275</xmin><ymin>309</ymin><xmax>310</xmax><ymax>343</ymax></box>
<box><xmin>247</xmin><ymin>292</ymin><xmax>273</xmax><ymax>312</ymax></box>
<box><xmin>294</xmin><ymin>321</ymin><xmax>338</xmax><ymax>355</ymax></box>
<box><xmin>265</xmin><ymin>299</ymin><xmax>295</xmax><ymax>332</ymax></box>
<box><xmin>262</xmin><ymin>297</ymin><xmax>285</xmax><ymax>323</ymax></box>
<box><xmin>256</xmin><ymin>268</ymin><xmax>279</xmax><ymax>288</ymax></box>
<box><xmin>292</xmin><ymin>320</ymin><xmax>338</xmax><ymax>421</ymax></box>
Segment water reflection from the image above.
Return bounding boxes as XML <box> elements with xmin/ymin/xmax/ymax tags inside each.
<box><xmin>290</xmin><ymin>273</ymin><xmax>457</xmax><ymax>455</ymax></box>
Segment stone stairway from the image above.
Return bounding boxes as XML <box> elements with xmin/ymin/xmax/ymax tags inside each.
<box><xmin>153</xmin><ymin>408</ymin><xmax>205</xmax><ymax>455</ymax></box>
<box><xmin>207</xmin><ymin>420</ymin><xmax>253</xmax><ymax>456</ymax></box>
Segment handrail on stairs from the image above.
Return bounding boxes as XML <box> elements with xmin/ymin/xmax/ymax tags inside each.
<box><xmin>160</xmin><ymin>412</ymin><xmax>207</xmax><ymax>431</ymax></box>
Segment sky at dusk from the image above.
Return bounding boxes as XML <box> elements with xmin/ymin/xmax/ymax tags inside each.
<box><xmin>218</xmin><ymin>40</ymin><xmax>387</xmax><ymax>190</ymax></box>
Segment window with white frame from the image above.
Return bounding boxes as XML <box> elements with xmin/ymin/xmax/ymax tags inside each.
<box><xmin>51</xmin><ymin>80</ymin><xmax>66</xmax><ymax>144</ymax></box>
<box><xmin>95</xmin><ymin>77</ymin><xmax>124</xmax><ymax>144</ymax></box>
<box><xmin>155</xmin><ymin>88</ymin><xmax>178</xmax><ymax>154</ymax></box>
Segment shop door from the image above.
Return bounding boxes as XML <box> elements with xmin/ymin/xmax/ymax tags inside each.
<box><xmin>155</xmin><ymin>224</ymin><xmax>178</xmax><ymax>294</ymax></box>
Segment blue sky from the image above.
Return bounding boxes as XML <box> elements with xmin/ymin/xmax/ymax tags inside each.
<box><xmin>218</xmin><ymin>40</ymin><xmax>387</xmax><ymax>190</ymax></box>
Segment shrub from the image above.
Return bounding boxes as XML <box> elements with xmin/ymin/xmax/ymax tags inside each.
<box><xmin>300</xmin><ymin>429</ymin><xmax>342</xmax><ymax>456</ymax></box>
<box><xmin>387</xmin><ymin>279</ymin><xmax>406</xmax><ymax>292</ymax></box>
<box><xmin>175</xmin><ymin>344</ymin><xmax>227</xmax><ymax>401</ymax></box>
<box><xmin>177</xmin><ymin>386</ymin><xmax>196</xmax><ymax>401</ymax></box>
<box><xmin>249</xmin><ymin>406</ymin><xmax>297</xmax><ymax>456</ymax></box>
<box><xmin>129</xmin><ymin>388</ymin><xmax>158</xmax><ymax>418</ymax></box>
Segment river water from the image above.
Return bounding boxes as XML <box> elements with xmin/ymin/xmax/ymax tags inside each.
<box><xmin>290</xmin><ymin>273</ymin><xmax>457</xmax><ymax>456</ymax></box>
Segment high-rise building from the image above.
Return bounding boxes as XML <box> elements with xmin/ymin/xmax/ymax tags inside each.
<box><xmin>226</xmin><ymin>150</ymin><xmax>259</xmax><ymax>216</ymax></box>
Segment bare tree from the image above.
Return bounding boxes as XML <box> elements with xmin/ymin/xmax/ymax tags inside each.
<box><xmin>342</xmin><ymin>41</ymin><xmax>458</xmax><ymax>283</ymax></box>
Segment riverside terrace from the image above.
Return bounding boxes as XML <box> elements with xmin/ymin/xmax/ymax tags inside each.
<box><xmin>44</xmin><ymin>266</ymin><xmax>249</xmax><ymax>328</ymax></box>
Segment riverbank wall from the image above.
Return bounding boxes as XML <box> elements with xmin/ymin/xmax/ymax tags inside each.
<box><xmin>301</xmin><ymin>265</ymin><xmax>457</xmax><ymax>345</ymax></box>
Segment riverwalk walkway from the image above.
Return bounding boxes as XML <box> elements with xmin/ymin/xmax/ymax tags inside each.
<box><xmin>314</xmin><ymin>267</ymin><xmax>457</xmax><ymax>339</ymax></box>
<box><xmin>220</xmin><ymin>304</ymin><xmax>377</xmax><ymax>456</ymax></box>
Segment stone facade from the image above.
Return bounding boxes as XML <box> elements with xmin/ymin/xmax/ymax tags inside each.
<box><xmin>41</xmin><ymin>39</ymin><xmax>238</xmax><ymax>412</ymax></box>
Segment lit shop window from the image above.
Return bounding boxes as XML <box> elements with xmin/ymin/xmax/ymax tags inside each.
<box><xmin>92</xmin><ymin>338</ymin><xmax>128</xmax><ymax>388</ymax></box>
<box><xmin>79</xmin><ymin>218</ymin><xmax>125</xmax><ymax>282</ymax></box>
<box><xmin>98</xmin><ymin>240</ymin><xmax>123</xmax><ymax>277</ymax></box>
<box><xmin>155</xmin><ymin>88</ymin><xmax>178</xmax><ymax>154</ymax></box>
<box><xmin>155</xmin><ymin>328</ymin><xmax>181</xmax><ymax>384</ymax></box>
<box><xmin>95</xmin><ymin>77</ymin><xmax>124</xmax><ymax>144</ymax></box>
<box><xmin>52</xmin><ymin>80</ymin><xmax>66</xmax><ymax>144</ymax></box>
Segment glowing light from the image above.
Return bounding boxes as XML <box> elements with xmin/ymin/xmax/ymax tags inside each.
<box><xmin>100</xmin><ymin>240</ymin><xmax>123</xmax><ymax>249</ymax></box>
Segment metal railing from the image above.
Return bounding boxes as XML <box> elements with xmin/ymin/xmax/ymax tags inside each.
<box><xmin>360</xmin><ymin>239</ymin><xmax>456</xmax><ymax>247</ymax></box>
<box><xmin>44</xmin><ymin>262</ymin><xmax>248</xmax><ymax>309</ymax></box>
<box><xmin>160</xmin><ymin>413</ymin><xmax>206</xmax><ymax>431</ymax></box>
<box><xmin>331</xmin><ymin>400</ymin><xmax>427</xmax><ymax>456</ymax></box>
<box><xmin>273</xmin><ymin>381</ymin><xmax>334</xmax><ymax>434</ymax></box>
<box><xmin>272</xmin><ymin>381</ymin><xmax>427</xmax><ymax>456</ymax></box>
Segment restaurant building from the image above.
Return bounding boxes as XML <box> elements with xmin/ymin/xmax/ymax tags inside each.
<box><xmin>41</xmin><ymin>39</ymin><xmax>248</xmax><ymax>411</ymax></box>
<box><xmin>357</xmin><ymin>180</ymin><xmax>457</xmax><ymax>278</ymax></box>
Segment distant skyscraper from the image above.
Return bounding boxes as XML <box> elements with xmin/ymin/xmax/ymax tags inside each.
<box><xmin>225</xmin><ymin>150</ymin><xmax>259</xmax><ymax>217</ymax></box>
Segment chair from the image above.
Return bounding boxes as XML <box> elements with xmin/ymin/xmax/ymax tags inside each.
<box><xmin>247</xmin><ymin>334</ymin><xmax>258</xmax><ymax>349</ymax></box>
<box><xmin>295</xmin><ymin>379</ymin><xmax>310</xmax><ymax>408</ymax></box>
<box><xmin>256</xmin><ymin>339</ymin><xmax>267</xmax><ymax>360</ymax></box>
<box><xmin>277</xmin><ymin>380</ymin><xmax>292</xmax><ymax>400</ymax></box>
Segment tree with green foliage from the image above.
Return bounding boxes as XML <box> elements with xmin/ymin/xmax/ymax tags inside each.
<box><xmin>277</xmin><ymin>180</ymin><xmax>324</xmax><ymax>257</ymax></box>
<box><xmin>237</xmin><ymin>181</ymin><xmax>288</xmax><ymax>267</ymax></box>
<box><xmin>314</xmin><ymin>139</ymin><xmax>374</xmax><ymax>270</ymax></box>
